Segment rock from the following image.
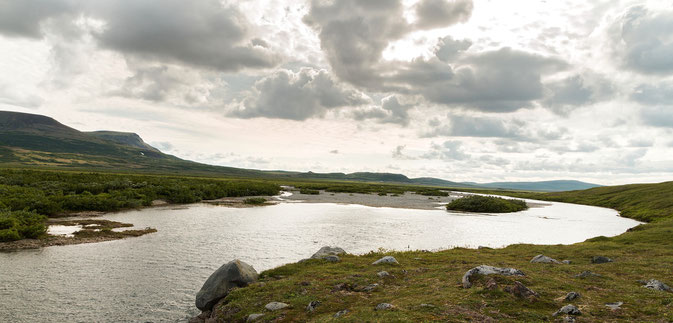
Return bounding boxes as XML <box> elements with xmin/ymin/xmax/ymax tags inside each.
<box><xmin>564</xmin><ymin>292</ymin><xmax>581</xmax><ymax>301</ymax></box>
<box><xmin>485</xmin><ymin>278</ymin><xmax>498</xmax><ymax>290</ymax></box>
<box><xmin>265</xmin><ymin>302</ymin><xmax>289</xmax><ymax>311</ymax></box>
<box><xmin>151</xmin><ymin>199</ymin><xmax>168</xmax><ymax>206</ymax></box>
<box><xmin>462</xmin><ymin>265</ymin><xmax>525</xmax><ymax>288</ymax></box>
<box><xmin>605</xmin><ymin>302</ymin><xmax>623</xmax><ymax>310</ymax></box>
<box><xmin>530</xmin><ymin>254</ymin><xmax>561</xmax><ymax>264</ymax></box>
<box><xmin>575</xmin><ymin>271</ymin><xmax>601</xmax><ymax>278</ymax></box>
<box><xmin>246</xmin><ymin>314</ymin><xmax>264</xmax><ymax>322</ymax></box>
<box><xmin>360</xmin><ymin>283</ymin><xmax>378</xmax><ymax>292</ymax></box>
<box><xmin>553</xmin><ymin>304</ymin><xmax>582</xmax><ymax>316</ymax></box>
<box><xmin>562</xmin><ymin>260</ymin><xmax>572</xmax><ymax>264</ymax></box>
<box><xmin>333</xmin><ymin>309</ymin><xmax>349</xmax><ymax>318</ymax></box>
<box><xmin>375</xmin><ymin>303</ymin><xmax>395</xmax><ymax>311</ymax></box>
<box><xmin>419</xmin><ymin>304</ymin><xmax>435</xmax><ymax>308</ymax></box>
<box><xmin>311</xmin><ymin>246</ymin><xmax>346</xmax><ymax>259</ymax></box>
<box><xmin>188</xmin><ymin>310</ymin><xmax>211</xmax><ymax>323</ymax></box>
<box><xmin>306</xmin><ymin>300</ymin><xmax>321</xmax><ymax>312</ymax></box>
<box><xmin>504</xmin><ymin>281</ymin><xmax>538</xmax><ymax>300</ymax></box>
<box><xmin>642</xmin><ymin>279</ymin><xmax>673</xmax><ymax>292</ymax></box>
<box><xmin>562</xmin><ymin>316</ymin><xmax>576</xmax><ymax>323</ymax></box>
<box><xmin>372</xmin><ymin>256</ymin><xmax>398</xmax><ymax>265</ymax></box>
<box><xmin>377</xmin><ymin>271</ymin><xmax>390</xmax><ymax>278</ymax></box>
<box><xmin>196</xmin><ymin>260</ymin><xmax>258</xmax><ymax>311</ymax></box>
<box><xmin>324</xmin><ymin>255</ymin><xmax>340</xmax><ymax>262</ymax></box>
<box><xmin>591</xmin><ymin>256</ymin><xmax>613</xmax><ymax>264</ymax></box>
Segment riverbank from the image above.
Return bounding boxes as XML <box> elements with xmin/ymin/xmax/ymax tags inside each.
<box><xmin>191</xmin><ymin>182</ymin><xmax>673</xmax><ymax>322</ymax></box>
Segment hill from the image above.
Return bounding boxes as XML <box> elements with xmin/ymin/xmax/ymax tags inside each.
<box><xmin>469</xmin><ymin>180</ymin><xmax>601</xmax><ymax>192</ymax></box>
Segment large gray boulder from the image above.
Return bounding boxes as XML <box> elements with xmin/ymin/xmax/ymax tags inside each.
<box><xmin>311</xmin><ymin>246</ymin><xmax>346</xmax><ymax>259</ymax></box>
<box><xmin>462</xmin><ymin>265</ymin><xmax>524</xmax><ymax>288</ymax></box>
<box><xmin>195</xmin><ymin>260</ymin><xmax>258</xmax><ymax>311</ymax></box>
<box><xmin>372</xmin><ymin>256</ymin><xmax>398</xmax><ymax>265</ymax></box>
<box><xmin>553</xmin><ymin>304</ymin><xmax>581</xmax><ymax>316</ymax></box>
<box><xmin>530</xmin><ymin>254</ymin><xmax>562</xmax><ymax>264</ymax></box>
<box><xmin>642</xmin><ymin>279</ymin><xmax>672</xmax><ymax>292</ymax></box>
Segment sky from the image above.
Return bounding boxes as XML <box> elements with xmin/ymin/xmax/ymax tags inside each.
<box><xmin>0</xmin><ymin>0</ymin><xmax>672</xmax><ymax>185</ymax></box>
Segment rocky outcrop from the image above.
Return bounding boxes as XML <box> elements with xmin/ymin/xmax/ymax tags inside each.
<box><xmin>642</xmin><ymin>279</ymin><xmax>672</xmax><ymax>292</ymax></box>
<box><xmin>311</xmin><ymin>246</ymin><xmax>346</xmax><ymax>259</ymax></box>
<box><xmin>530</xmin><ymin>254</ymin><xmax>561</xmax><ymax>264</ymax></box>
<box><xmin>195</xmin><ymin>260</ymin><xmax>258</xmax><ymax>311</ymax></box>
<box><xmin>372</xmin><ymin>256</ymin><xmax>398</xmax><ymax>265</ymax></box>
<box><xmin>462</xmin><ymin>265</ymin><xmax>525</xmax><ymax>288</ymax></box>
<box><xmin>564</xmin><ymin>292</ymin><xmax>581</xmax><ymax>301</ymax></box>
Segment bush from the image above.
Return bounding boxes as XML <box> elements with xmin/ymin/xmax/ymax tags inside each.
<box><xmin>244</xmin><ymin>198</ymin><xmax>267</xmax><ymax>205</ymax></box>
<box><xmin>446</xmin><ymin>195</ymin><xmax>528</xmax><ymax>213</ymax></box>
<box><xmin>299</xmin><ymin>189</ymin><xmax>320</xmax><ymax>195</ymax></box>
<box><xmin>0</xmin><ymin>209</ymin><xmax>47</xmax><ymax>242</ymax></box>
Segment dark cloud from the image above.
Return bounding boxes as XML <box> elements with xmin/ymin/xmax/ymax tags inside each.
<box><xmin>640</xmin><ymin>106</ymin><xmax>673</xmax><ymax>128</ymax></box>
<box><xmin>422</xmin><ymin>114</ymin><xmax>527</xmax><ymax>138</ymax></box>
<box><xmin>0</xmin><ymin>0</ymin><xmax>74</xmax><ymax>38</ymax></box>
<box><xmin>414</xmin><ymin>0</ymin><xmax>473</xmax><ymax>30</ymax></box>
<box><xmin>542</xmin><ymin>74</ymin><xmax>613</xmax><ymax>115</ymax></box>
<box><xmin>92</xmin><ymin>0</ymin><xmax>279</xmax><ymax>71</ymax></box>
<box><xmin>434</xmin><ymin>36</ymin><xmax>472</xmax><ymax>62</ymax></box>
<box><xmin>610</xmin><ymin>6</ymin><xmax>673</xmax><ymax>75</ymax></box>
<box><xmin>233</xmin><ymin>68</ymin><xmax>369</xmax><ymax>120</ymax></box>
<box><xmin>631</xmin><ymin>82</ymin><xmax>673</xmax><ymax>105</ymax></box>
<box><xmin>352</xmin><ymin>96</ymin><xmax>413</xmax><ymax>126</ymax></box>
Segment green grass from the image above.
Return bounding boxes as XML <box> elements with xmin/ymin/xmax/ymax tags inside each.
<box><xmin>207</xmin><ymin>181</ymin><xmax>673</xmax><ymax>322</ymax></box>
<box><xmin>446</xmin><ymin>195</ymin><xmax>528</xmax><ymax>213</ymax></box>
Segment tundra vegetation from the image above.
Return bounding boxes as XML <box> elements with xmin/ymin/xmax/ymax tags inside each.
<box><xmin>446</xmin><ymin>195</ymin><xmax>528</xmax><ymax>213</ymax></box>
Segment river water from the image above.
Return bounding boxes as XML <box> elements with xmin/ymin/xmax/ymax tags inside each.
<box><xmin>0</xmin><ymin>199</ymin><xmax>639</xmax><ymax>322</ymax></box>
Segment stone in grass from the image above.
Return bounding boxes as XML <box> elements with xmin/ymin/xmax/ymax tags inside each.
<box><xmin>375</xmin><ymin>303</ymin><xmax>395</xmax><ymax>311</ymax></box>
<box><xmin>323</xmin><ymin>255</ymin><xmax>340</xmax><ymax>262</ymax></box>
<box><xmin>265</xmin><ymin>302</ymin><xmax>289</xmax><ymax>311</ymax></box>
<box><xmin>485</xmin><ymin>277</ymin><xmax>498</xmax><ymax>290</ymax></box>
<box><xmin>530</xmin><ymin>254</ymin><xmax>561</xmax><ymax>264</ymax></box>
<box><xmin>359</xmin><ymin>283</ymin><xmax>379</xmax><ymax>292</ymax></box>
<box><xmin>642</xmin><ymin>279</ymin><xmax>673</xmax><ymax>292</ymax></box>
<box><xmin>306</xmin><ymin>300</ymin><xmax>321</xmax><ymax>312</ymax></box>
<box><xmin>504</xmin><ymin>281</ymin><xmax>538</xmax><ymax>300</ymax></box>
<box><xmin>591</xmin><ymin>256</ymin><xmax>613</xmax><ymax>264</ymax></box>
<box><xmin>246</xmin><ymin>314</ymin><xmax>264</xmax><ymax>322</ymax></box>
<box><xmin>462</xmin><ymin>265</ymin><xmax>525</xmax><ymax>288</ymax></box>
<box><xmin>553</xmin><ymin>304</ymin><xmax>582</xmax><ymax>316</ymax></box>
<box><xmin>311</xmin><ymin>246</ymin><xmax>346</xmax><ymax>259</ymax></box>
<box><xmin>575</xmin><ymin>271</ymin><xmax>602</xmax><ymax>278</ymax></box>
<box><xmin>195</xmin><ymin>260</ymin><xmax>259</xmax><ymax>311</ymax></box>
<box><xmin>334</xmin><ymin>309</ymin><xmax>349</xmax><ymax>318</ymax></box>
<box><xmin>562</xmin><ymin>260</ymin><xmax>572</xmax><ymax>264</ymax></box>
<box><xmin>564</xmin><ymin>292</ymin><xmax>581</xmax><ymax>301</ymax></box>
<box><xmin>605</xmin><ymin>302</ymin><xmax>623</xmax><ymax>310</ymax></box>
<box><xmin>372</xmin><ymin>256</ymin><xmax>399</xmax><ymax>265</ymax></box>
<box><xmin>377</xmin><ymin>271</ymin><xmax>390</xmax><ymax>278</ymax></box>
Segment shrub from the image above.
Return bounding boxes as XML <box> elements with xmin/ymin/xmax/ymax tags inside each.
<box><xmin>446</xmin><ymin>195</ymin><xmax>528</xmax><ymax>213</ymax></box>
<box><xmin>244</xmin><ymin>198</ymin><xmax>267</xmax><ymax>205</ymax></box>
<box><xmin>299</xmin><ymin>189</ymin><xmax>320</xmax><ymax>195</ymax></box>
<box><xmin>0</xmin><ymin>209</ymin><xmax>47</xmax><ymax>242</ymax></box>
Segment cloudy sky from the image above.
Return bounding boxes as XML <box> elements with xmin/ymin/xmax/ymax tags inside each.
<box><xmin>1</xmin><ymin>0</ymin><xmax>672</xmax><ymax>185</ymax></box>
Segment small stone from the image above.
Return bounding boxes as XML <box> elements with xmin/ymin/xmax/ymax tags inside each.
<box><xmin>562</xmin><ymin>260</ymin><xmax>572</xmax><ymax>264</ymax></box>
<box><xmin>530</xmin><ymin>254</ymin><xmax>561</xmax><ymax>264</ymax></box>
<box><xmin>377</xmin><ymin>271</ymin><xmax>390</xmax><ymax>278</ymax></box>
<box><xmin>375</xmin><ymin>303</ymin><xmax>395</xmax><ymax>311</ymax></box>
<box><xmin>246</xmin><ymin>314</ymin><xmax>264</xmax><ymax>322</ymax></box>
<box><xmin>591</xmin><ymin>256</ymin><xmax>613</xmax><ymax>264</ymax></box>
<box><xmin>324</xmin><ymin>255</ymin><xmax>340</xmax><ymax>262</ymax></box>
<box><xmin>485</xmin><ymin>278</ymin><xmax>498</xmax><ymax>290</ymax></box>
<box><xmin>361</xmin><ymin>283</ymin><xmax>379</xmax><ymax>292</ymax></box>
<box><xmin>419</xmin><ymin>303</ymin><xmax>435</xmax><ymax>308</ymax></box>
<box><xmin>564</xmin><ymin>292</ymin><xmax>581</xmax><ymax>301</ymax></box>
<box><xmin>372</xmin><ymin>256</ymin><xmax>398</xmax><ymax>265</ymax></box>
<box><xmin>462</xmin><ymin>265</ymin><xmax>525</xmax><ymax>288</ymax></box>
<box><xmin>553</xmin><ymin>304</ymin><xmax>581</xmax><ymax>316</ymax></box>
<box><xmin>333</xmin><ymin>309</ymin><xmax>349</xmax><ymax>318</ymax></box>
<box><xmin>605</xmin><ymin>302</ymin><xmax>623</xmax><ymax>310</ymax></box>
<box><xmin>306</xmin><ymin>300</ymin><xmax>321</xmax><ymax>312</ymax></box>
<box><xmin>265</xmin><ymin>302</ymin><xmax>289</xmax><ymax>311</ymax></box>
<box><xmin>504</xmin><ymin>281</ymin><xmax>538</xmax><ymax>300</ymax></box>
<box><xmin>562</xmin><ymin>316</ymin><xmax>576</xmax><ymax>323</ymax></box>
<box><xmin>575</xmin><ymin>271</ymin><xmax>602</xmax><ymax>278</ymax></box>
<box><xmin>642</xmin><ymin>279</ymin><xmax>673</xmax><ymax>292</ymax></box>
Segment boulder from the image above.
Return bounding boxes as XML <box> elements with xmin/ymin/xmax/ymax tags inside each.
<box><xmin>642</xmin><ymin>279</ymin><xmax>672</xmax><ymax>292</ymax></box>
<box><xmin>375</xmin><ymin>303</ymin><xmax>395</xmax><ymax>311</ymax></box>
<box><xmin>196</xmin><ymin>260</ymin><xmax>258</xmax><ymax>311</ymax></box>
<box><xmin>553</xmin><ymin>305</ymin><xmax>581</xmax><ymax>316</ymax></box>
<box><xmin>377</xmin><ymin>271</ymin><xmax>390</xmax><ymax>278</ymax></box>
<box><xmin>360</xmin><ymin>283</ymin><xmax>379</xmax><ymax>292</ymax></box>
<box><xmin>372</xmin><ymin>256</ymin><xmax>399</xmax><ymax>265</ymax></box>
<box><xmin>605</xmin><ymin>302</ymin><xmax>623</xmax><ymax>310</ymax></box>
<box><xmin>591</xmin><ymin>256</ymin><xmax>613</xmax><ymax>264</ymax></box>
<box><xmin>561</xmin><ymin>260</ymin><xmax>572</xmax><ymax>264</ymax></box>
<box><xmin>246</xmin><ymin>314</ymin><xmax>264</xmax><ymax>322</ymax></box>
<box><xmin>334</xmin><ymin>309</ymin><xmax>349</xmax><ymax>318</ymax></box>
<box><xmin>462</xmin><ymin>265</ymin><xmax>525</xmax><ymax>288</ymax></box>
<box><xmin>564</xmin><ymin>292</ymin><xmax>581</xmax><ymax>301</ymax></box>
<box><xmin>530</xmin><ymin>254</ymin><xmax>561</xmax><ymax>264</ymax></box>
<box><xmin>504</xmin><ymin>281</ymin><xmax>538</xmax><ymax>300</ymax></box>
<box><xmin>575</xmin><ymin>271</ymin><xmax>601</xmax><ymax>278</ymax></box>
<box><xmin>311</xmin><ymin>246</ymin><xmax>346</xmax><ymax>259</ymax></box>
<box><xmin>265</xmin><ymin>302</ymin><xmax>289</xmax><ymax>311</ymax></box>
<box><xmin>306</xmin><ymin>300</ymin><xmax>321</xmax><ymax>312</ymax></box>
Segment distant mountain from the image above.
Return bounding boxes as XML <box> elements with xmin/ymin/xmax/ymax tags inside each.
<box><xmin>466</xmin><ymin>180</ymin><xmax>601</xmax><ymax>192</ymax></box>
<box><xmin>0</xmin><ymin>111</ymin><xmax>601</xmax><ymax>192</ymax></box>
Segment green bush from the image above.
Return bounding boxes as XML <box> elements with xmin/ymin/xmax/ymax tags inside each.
<box><xmin>0</xmin><ymin>209</ymin><xmax>47</xmax><ymax>242</ymax></box>
<box><xmin>446</xmin><ymin>195</ymin><xmax>528</xmax><ymax>213</ymax></box>
<box><xmin>299</xmin><ymin>188</ymin><xmax>320</xmax><ymax>195</ymax></box>
<box><xmin>244</xmin><ymin>198</ymin><xmax>267</xmax><ymax>205</ymax></box>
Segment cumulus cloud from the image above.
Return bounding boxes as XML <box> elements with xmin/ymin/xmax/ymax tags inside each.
<box><xmin>542</xmin><ymin>73</ymin><xmax>613</xmax><ymax>115</ymax></box>
<box><xmin>414</xmin><ymin>0</ymin><xmax>473</xmax><ymax>30</ymax></box>
<box><xmin>422</xmin><ymin>114</ymin><xmax>527</xmax><ymax>138</ymax></box>
<box><xmin>609</xmin><ymin>6</ymin><xmax>673</xmax><ymax>75</ymax></box>
<box><xmin>232</xmin><ymin>68</ymin><xmax>370</xmax><ymax>120</ymax></box>
<box><xmin>640</xmin><ymin>106</ymin><xmax>673</xmax><ymax>128</ymax></box>
<box><xmin>0</xmin><ymin>0</ymin><xmax>74</xmax><ymax>38</ymax></box>
<box><xmin>352</xmin><ymin>96</ymin><xmax>413</xmax><ymax>126</ymax></box>
<box><xmin>434</xmin><ymin>36</ymin><xmax>472</xmax><ymax>62</ymax></box>
<box><xmin>421</xmin><ymin>141</ymin><xmax>470</xmax><ymax>160</ymax></box>
<box><xmin>631</xmin><ymin>82</ymin><xmax>673</xmax><ymax>105</ymax></box>
<box><xmin>392</xmin><ymin>145</ymin><xmax>415</xmax><ymax>160</ymax></box>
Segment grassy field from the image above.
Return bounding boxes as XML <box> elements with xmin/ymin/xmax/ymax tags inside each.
<box><xmin>207</xmin><ymin>182</ymin><xmax>673</xmax><ymax>322</ymax></box>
